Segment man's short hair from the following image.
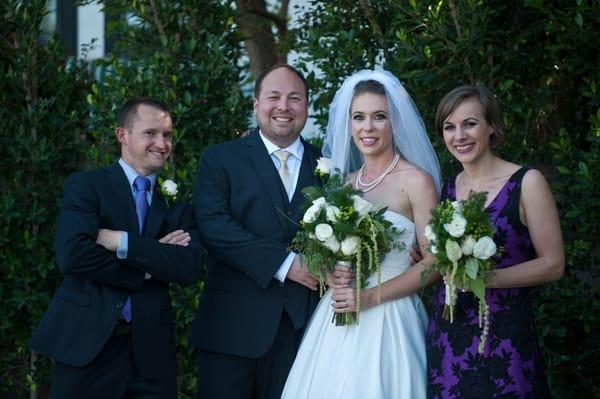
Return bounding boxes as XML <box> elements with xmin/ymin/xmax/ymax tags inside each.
<box><xmin>117</xmin><ymin>97</ymin><xmax>171</xmax><ymax>131</ymax></box>
<box><xmin>254</xmin><ymin>64</ymin><xmax>309</xmax><ymax>100</ymax></box>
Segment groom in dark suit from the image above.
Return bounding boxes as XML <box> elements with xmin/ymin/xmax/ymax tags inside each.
<box><xmin>30</xmin><ymin>98</ymin><xmax>202</xmax><ymax>398</ymax></box>
<box><xmin>190</xmin><ymin>64</ymin><xmax>321</xmax><ymax>398</ymax></box>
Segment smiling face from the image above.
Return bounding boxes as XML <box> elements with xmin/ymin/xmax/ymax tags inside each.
<box><xmin>253</xmin><ymin>66</ymin><xmax>308</xmax><ymax>147</ymax></box>
<box><xmin>116</xmin><ymin>104</ymin><xmax>173</xmax><ymax>176</ymax></box>
<box><xmin>350</xmin><ymin>92</ymin><xmax>394</xmax><ymax>158</ymax></box>
<box><xmin>442</xmin><ymin>97</ymin><xmax>494</xmax><ymax>165</ymax></box>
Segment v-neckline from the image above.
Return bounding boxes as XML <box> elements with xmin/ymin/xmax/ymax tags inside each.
<box><xmin>452</xmin><ymin>166</ymin><xmax>526</xmax><ymax>210</ymax></box>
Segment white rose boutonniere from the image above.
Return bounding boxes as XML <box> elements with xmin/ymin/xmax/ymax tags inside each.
<box><xmin>161</xmin><ymin>179</ymin><xmax>178</xmax><ymax>203</ymax></box>
<box><xmin>315</xmin><ymin>157</ymin><xmax>332</xmax><ymax>177</ymax></box>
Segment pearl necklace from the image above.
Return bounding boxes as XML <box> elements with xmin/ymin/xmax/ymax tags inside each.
<box><xmin>356</xmin><ymin>154</ymin><xmax>400</xmax><ymax>192</ymax></box>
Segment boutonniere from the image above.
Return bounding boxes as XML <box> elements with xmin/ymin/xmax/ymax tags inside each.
<box><xmin>315</xmin><ymin>157</ymin><xmax>332</xmax><ymax>180</ymax></box>
<box><xmin>160</xmin><ymin>178</ymin><xmax>178</xmax><ymax>204</ymax></box>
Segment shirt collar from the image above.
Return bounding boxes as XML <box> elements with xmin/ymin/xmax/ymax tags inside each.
<box><xmin>118</xmin><ymin>159</ymin><xmax>157</xmax><ymax>191</ymax></box>
<box><xmin>258</xmin><ymin>130</ymin><xmax>303</xmax><ymax>160</ymax></box>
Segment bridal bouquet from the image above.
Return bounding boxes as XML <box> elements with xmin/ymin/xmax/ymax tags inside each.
<box><xmin>291</xmin><ymin>158</ymin><xmax>399</xmax><ymax>326</ymax></box>
<box><xmin>424</xmin><ymin>191</ymin><xmax>498</xmax><ymax>353</ymax></box>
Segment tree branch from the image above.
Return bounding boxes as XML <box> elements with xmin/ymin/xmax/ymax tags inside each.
<box><xmin>247</xmin><ymin>6</ymin><xmax>287</xmax><ymax>32</ymax></box>
<box><xmin>357</xmin><ymin>0</ymin><xmax>389</xmax><ymax>61</ymax></box>
<box><xmin>147</xmin><ymin>0</ymin><xmax>167</xmax><ymax>40</ymax></box>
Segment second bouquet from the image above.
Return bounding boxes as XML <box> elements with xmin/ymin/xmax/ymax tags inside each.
<box><xmin>291</xmin><ymin>158</ymin><xmax>400</xmax><ymax>326</ymax></box>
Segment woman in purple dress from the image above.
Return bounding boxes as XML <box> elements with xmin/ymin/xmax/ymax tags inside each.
<box><xmin>426</xmin><ymin>85</ymin><xmax>565</xmax><ymax>398</ymax></box>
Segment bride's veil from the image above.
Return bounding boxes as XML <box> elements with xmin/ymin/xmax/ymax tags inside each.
<box><xmin>321</xmin><ymin>69</ymin><xmax>442</xmax><ymax>194</ymax></box>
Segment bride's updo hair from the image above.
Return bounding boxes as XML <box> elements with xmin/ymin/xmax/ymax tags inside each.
<box><xmin>352</xmin><ymin>79</ymin><xmax>387</xmax><ymax>101</ymax></box>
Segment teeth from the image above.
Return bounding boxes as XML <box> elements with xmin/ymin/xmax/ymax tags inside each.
<box><xmin>274</xmin><ymin>117</ymin><xmax>291</xmax><ymax>122</ymax></box>
<box><xmin>361</xmin><ymin>138</ymin><xmax>377</xmax><ymax>144</ymax></box>
<box><xmin>456</xmin><ymin>144</ymin><xmax>473</xmax><ymax>151</ymax></box>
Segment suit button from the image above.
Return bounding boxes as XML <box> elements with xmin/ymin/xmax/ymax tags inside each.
<box><xmin>116</xmin><ymin>302</ymin><xmax>123</xmax><ymax>309</ymax></box>
<box><xmin>286</xmin><ymin>210</ymin><xmax>293</xmax><ymax>216</ymax></box>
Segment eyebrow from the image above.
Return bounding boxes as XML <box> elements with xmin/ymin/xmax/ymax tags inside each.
<box><xmin>352</xmin><ymin>109</ymin><xmax>388</xmax><ymax>114</ymax></box>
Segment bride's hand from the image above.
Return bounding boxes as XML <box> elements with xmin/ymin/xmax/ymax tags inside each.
<box><xmin>331</xmin><ymin>287</ymin><xmax>375</xmax><ymax>313</ymax></box>
<box><xmin>326</xmin><ymin>263</ymin><xmax>355</xmax><ymax>289</ymax></box>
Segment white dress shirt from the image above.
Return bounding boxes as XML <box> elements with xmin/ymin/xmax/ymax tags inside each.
<box><xmin>258</xmin><ymin>131</ymin><xmax>304</xmax><ymax>282</ymax></box>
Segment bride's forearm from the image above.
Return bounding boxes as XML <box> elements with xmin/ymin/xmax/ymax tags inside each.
<box><xmin>365</xmin><ymin>261</ymin><xmax>438</xmax><ymax>306</ymax></box>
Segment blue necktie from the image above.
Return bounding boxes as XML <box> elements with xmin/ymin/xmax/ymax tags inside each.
<box><xmin>122</xmin><ymin>176</ymin><xmax>151</xmax><ymax>322</ymax></box>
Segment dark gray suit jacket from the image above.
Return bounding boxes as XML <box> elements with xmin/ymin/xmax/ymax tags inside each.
<box><xmin>190</xmin><ymin>129</ymin><xmax>321</xmax><ymax>358</ymax></box>
<box><xmin>30</xmin><ymin>163</ymin><xmax>202</xmax><ymax>380</ymax></box>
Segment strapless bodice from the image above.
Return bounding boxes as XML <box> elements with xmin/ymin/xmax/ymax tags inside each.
<box><xmin>365</xmin><ymin>210</ymin><xmax>415</xmax><ymax>285</ymax></box>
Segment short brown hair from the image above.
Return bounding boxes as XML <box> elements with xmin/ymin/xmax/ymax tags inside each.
<box><xmin>254</xmin><ymin>64</ymin><xmax>309</xmax><ymax>100</ymax></box>
<box><xmin>117</xmin><ymin>97</ymin><xmax>171</xmax><ymax>131</ymax></box>
<box><xmin>435</xmin><ymin>85</ymin><xmax>505</xmax><ymax>148</ymax></box>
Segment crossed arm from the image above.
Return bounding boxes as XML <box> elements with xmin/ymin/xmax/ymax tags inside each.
<box><xmin>55</xmin><ymin>173</ymin><xmax>201</xmax><ymax>288</ymax></box>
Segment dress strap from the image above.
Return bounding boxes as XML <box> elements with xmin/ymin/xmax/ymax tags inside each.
<box><xmin>510</xmin><ymin>166</ymin><xmax>531</xmax><ymax>185</ymax></box>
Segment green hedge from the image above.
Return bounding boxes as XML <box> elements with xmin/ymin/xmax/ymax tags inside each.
<box><xmin>293</xmin><ymin>1</ymin><xmax>600</xmax><ymax>397</ymax></box>
<box><xmin>2</xmin><ymin>1</ymin><xmax>598</xmax><ymax>398</ymax></box>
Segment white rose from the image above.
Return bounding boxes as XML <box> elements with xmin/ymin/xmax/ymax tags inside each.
<box><xmin>315</xmin><ymin>157</ymin><xmax>332</xmax><ymax>175</ymax></box>
<box><xmin>461</xmin><ymin>235</ymin><xmax>476</xmax><ymax>256</ymax></box>
<box><xmin>445</xmin><ymin>240</ymin><xmax>462</xmax><ymax>262</ymax></box>
<box><xmin>312</xmin><ymin>197</ymin><xmax>327</xmax><ymax>207</ymax></box>
<box><xmin>451</xmin><ymin>200</ymin><xmax>463</xmax><ymax>212</ymax></box>
<box><xmin>431</xmin><ymin>245</ymin><xmax>438</xmax><ymax>254</ymax></box>
<box><xmin>341</xmin><ymin>236</ymin><xmax>361</xmax><ymax>256</ymax></box>
<box><xmin>352</xmin><ymin>195</ymin><xmax>372</xmax><ymax>216</ymax></box>
<box><xmin>323</xmin><ymin>236</ymin><xmax>340</xmax><ymax>253</ymax></box>
<box><xmin>302</xmin><ymin>203</ymin><xmax>322</xmax><ymax>223</ymax></box>
<box><xmin>314</xmin><ymin>223</ymin><xmax>334</xmax><ymax>241</ymax></box>
<box><xmin>325</xmin><ymin>205</ymin><xmax>341</xmax><ymax>223</ymax></box>
<box><xmin>424</xmin><ymin>225</ymin><xmax>437</xmax><ymax>242</ymax></box>
<box><xmin>473</xmin><ymin>236</ymin><xmax>497</xmax><ymax>260</ymax></box>
<box><xmin>443</xmin><ymin>214</ymin><xmax>467</xmax><ymax>238</ymax></box>
<box><xmin>161</xmin><ymin>179</ymin><xmax>178</xmax><ymax>196</ymax></box>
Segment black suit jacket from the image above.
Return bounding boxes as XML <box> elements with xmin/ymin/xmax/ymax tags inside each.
<box><xmin>190</xmin><ymin>129</ymin><xmax>321</xmax><ymax>358</ymax></box>
<box><xmin>30</xmin><ymin>163</ymin><xmax>202</xmax><ymax>379</ymax></box>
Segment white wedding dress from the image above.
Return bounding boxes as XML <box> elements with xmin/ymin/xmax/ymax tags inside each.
<box><xmin>281</xmin><ymin>211</ymin><xmax>428</xmax><ymax>399</ymax></box>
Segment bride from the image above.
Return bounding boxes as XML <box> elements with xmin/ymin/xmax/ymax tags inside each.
<box><xmin>281</xmin><ymin>70</ymin><xmax>441</xmax><ymax>399</ymax></box>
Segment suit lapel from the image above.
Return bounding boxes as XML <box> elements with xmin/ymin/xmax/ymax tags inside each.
<box><xmin>145</xmin><ymin>189</ymin><xmax>167</xmax><ymax>238</ymax></box>
<box><xmin>105</xmin><ymin>164</ymin><xmax>138</xmax><ymax>231</ymax></box>
<box><xmin>245</xmin><ymin>129</ymin><xmax>291</xmax><ymax>231</ymax></box>
<box><xmin>290</xmin><ymin>139</ymin><xmax>320</xmax><ymax>212</ymax></box>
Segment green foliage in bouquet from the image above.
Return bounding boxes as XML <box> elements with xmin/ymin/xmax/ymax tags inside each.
<box><xmin>291</xmin><ymin>163</ymin><xmax>400</xmax><ymax>325</ymax></box>
<box><xmin>424</xmin><ymin>191</ymin><xmax>498</xmax><ymax>353</ymax></box>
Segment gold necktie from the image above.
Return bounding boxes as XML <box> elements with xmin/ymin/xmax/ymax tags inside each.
<box><xmin>274</xmin><ymin>149</ymin><xmax>291</xmax><ymax>194</ymax></box>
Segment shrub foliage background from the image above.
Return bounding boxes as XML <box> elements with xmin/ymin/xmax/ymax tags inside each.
<box><xmin>1</xmin><ymin>1</ymin><xmax>598</xmax><ymax>398</ymax></box>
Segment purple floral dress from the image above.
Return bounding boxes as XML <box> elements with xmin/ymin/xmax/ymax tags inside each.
<box><xmin>426</xmin><ymin>167</ymin><xmax>551</xmax><ymax>399</ymax></box>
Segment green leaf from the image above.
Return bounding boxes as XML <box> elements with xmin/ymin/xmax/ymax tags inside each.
<box><xmin>465</xmin><ymin>258</ymin><xmax>480</xmax><ymax>280</ymax></box>
<box><xmin>575</xmin><ymin>12</ymin><xmax>583</xmax><ymax>28</ymax></box>
<box><xmin>471</xmin><ymin>278</ymin><xmax>486</xmax><ymax>301</ymax></box>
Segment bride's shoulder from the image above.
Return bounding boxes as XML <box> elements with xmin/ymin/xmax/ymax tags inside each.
<box><xmin>392</xmin><ymin>161</ymin><xmax>435</xmax><ymax>186</ymax></box>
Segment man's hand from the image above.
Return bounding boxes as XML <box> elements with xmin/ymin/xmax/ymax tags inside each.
<box><xmin>96</xmin><ymin>228</ymin><xmax>123</xmax><ymax>252</ymax></box>
<box><xmin>159</xmin><ymin>229</ymin><xmax>191</xmax><ymax>246</ymax></box>
<box><xmin>286</xmin><ymin>255</ymin><xmax>319</xmax><ymax>291</ymax></box>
